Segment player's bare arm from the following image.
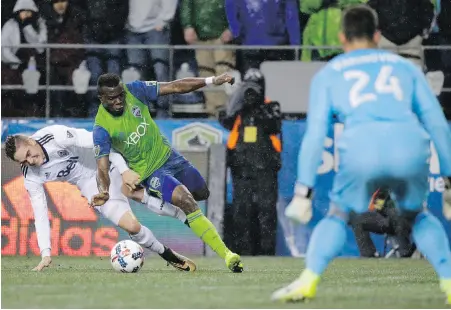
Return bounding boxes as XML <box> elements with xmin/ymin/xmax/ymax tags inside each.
<box><xmin>91</xmin><ymin>156</ymin><xmax>111</xmax><ymax>206</ymax></box>
<box><xmin>159</xmin><ymin>73</ymin><xmax>235</xmax><ymax>95</ymax></box>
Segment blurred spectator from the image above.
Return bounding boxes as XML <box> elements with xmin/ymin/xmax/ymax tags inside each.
<box><xmin>225</xmin><ymin>0</ymin><xmax>301</xmax><ymax>73</ymax></box>
<box><xmin>368</xmin><ymin>0</ymin><xmax>434</xmax><ymax>68</ymax></box>
<box><xmin>300</xmin><ymin>0</ymin><xmax>364</xmax><ymax>61</ymax></box>
<box><xmin>170</xmin><ymin>2</ymin><xmax>204</xmax><ymax>108</ymax></box>
<box><xmin>84</xmin><ymin>0</ymin><xmax>129</xmax><ymax>116</ymax></box>
<box><xmin>2</xmin><ymin>0</ymin><xmax>17</xmax><ymax>28</ymax></box>
<box><xmin>181</xmin><ymin>0</ymin><xmax>235</xmax><ymax>117</ymax></box>
<box><xmin>40</xmin><ymin>0</ymin><xmax>85</xmax><ymax>117</ymax></box>
<box><xmin>1</xmin><ymin>0</ymin><xmax>47</xmax><ymax>117</ymax></box>
<box><xmin>126</xmin><ymin>0</ymin><xmax>177</xmax><ymax>118</ymax></box>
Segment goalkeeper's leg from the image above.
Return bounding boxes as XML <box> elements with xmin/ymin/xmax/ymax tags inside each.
<box><xmin>395</xmin><ymin>176</ymin><xmax>451</xmax><ymax>305</ymax></box>
<box><xmin>272</xmin><ymin>168</ymin><xmax>374</xmax><ymax>302</ymax></box>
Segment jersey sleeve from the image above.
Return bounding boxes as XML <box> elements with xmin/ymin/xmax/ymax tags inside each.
<box><xmin>54</xmin><ymin>127</ymin><xmax>94</xmax><ymax>149</ymax></box>
<box><xmin>109</xmin><ymin>150</ymin><xmax>129</xmax><ymax>174</ymax></box>
<box><xmin>411</xmin><ymin>66</ymin><xmax>451</xmax><ymax>176</ymax></box>
<box><xmin>126</xmin><ymin>80</ymin><xmax>160</xmax><ymax>103</ymax></box>
<box><xmin>93</xmin><ymin>125</ymin><xmax>112</xmax><ymax>159</ymax></box>
<box><xmin>297</xmin><ymin>69</ymin><xmax>333</xmax><ymax>188</ymax></box>
<box><xmin>24</xmin><ymin>178</ymin><xmax>51</xmax><ymax>257</ymax></box>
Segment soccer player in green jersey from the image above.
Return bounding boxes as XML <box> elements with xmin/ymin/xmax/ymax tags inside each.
<box><xmin>91</xmin><ymin>73</ymin><xmax>243</xmax><ymax>272</ymax></box>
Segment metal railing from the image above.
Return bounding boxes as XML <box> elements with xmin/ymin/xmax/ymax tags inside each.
<box><xmin>2</xmin><ymin>43</ymin><xmax>450</xmax><ymax>118</ymax></box>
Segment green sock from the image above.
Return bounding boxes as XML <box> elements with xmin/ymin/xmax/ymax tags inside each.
<box><xmin>186</xmin><ymin>209</ymin><xmax>228</xmax><ymax>259</ymax></box>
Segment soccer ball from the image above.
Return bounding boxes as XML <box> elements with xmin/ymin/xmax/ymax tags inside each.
<box><xmin>110</xmin><ymin>240</ymin><xmax>144</xmax><ymax>273</ymax></box>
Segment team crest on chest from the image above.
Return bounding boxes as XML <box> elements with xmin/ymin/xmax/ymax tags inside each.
<box><xmin>132</xmin><ymin>106</ymin><xmax>142</xmax><ymax>118</ymax></box>
<box><xmin>58</xmin><ymin>150</ymin><xmax>69</xmax><ymax>157</ymax></box>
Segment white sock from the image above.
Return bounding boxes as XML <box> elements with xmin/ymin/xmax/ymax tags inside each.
<box><xmin>129</xmin><ymin>225</ymin><xmax>164</xmax><ymax>254</ymax></box>
<box><xmin>141</xmin><ymin>190</ymin><xmax>150</xmax><ymax>204</ymax></box>
<box><xmin>145</xmin><ymin>195</ymin><xmax>187</xmax><ymax>223</ymax></box>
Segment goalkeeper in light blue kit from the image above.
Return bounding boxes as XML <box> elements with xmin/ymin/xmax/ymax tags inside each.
<box><xmin>272</xmin><ymin>5</ymin><xmax>451</xmax><ymax>304</ymax></box>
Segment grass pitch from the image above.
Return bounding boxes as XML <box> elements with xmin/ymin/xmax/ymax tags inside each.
<box><xmin>1</xmin><ymin>256</ymin><xmax>447</xmax><ymax>308</ymax></box>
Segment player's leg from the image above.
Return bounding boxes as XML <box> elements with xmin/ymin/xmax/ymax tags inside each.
<box><xmin>121</xmin><ymin>184</ymin><xmax>187</xmax><ymax>224</ymax></box>
<box><xmin>144</xmin><ymin>167</ymin><xmax>243</xmax><ymax>273</ymax></box>
<box><xmin>96</xmin><ymin>199</ymin><xmax>196</xmax><ymax>272</ymax></box>
<box><xmin>272</xmin><ymin>143</ymin><xmax>378</xmax><ymax>302</ymax></box>
<box><xmin>169</xmin><ymin>150</ymin><xmax>210</xmax><ymax>202</ymax></box>
<box><xmin>170</xmin><ymin>153</ymin><xmax>243</xmax><ymax>271</ymax></box>
<box><xmin>393</xmin><ymin>162</ymin><xmax>451</xmax><ymax>303</ymax></box>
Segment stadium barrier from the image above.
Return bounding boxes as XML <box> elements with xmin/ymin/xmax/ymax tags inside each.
<box><xmin>2</xmin><ymin>43</ymin><xmax>450</xmax><ymax>117</ymax></box>
<box><xmin>2</xmin><ymin>119</ymin><xmax>450</xmax><ymax>257</ymax></box>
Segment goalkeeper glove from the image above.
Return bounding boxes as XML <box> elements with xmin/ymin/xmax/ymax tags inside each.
<box><xmin>285</xmin><ymin>183</ymin><xmax>313</xmax><ymax>224</ymax></box>
<box><xmin>443</xmin><ymin>177</ymin><xmax>451</xmax><ymax>220</ymax></box>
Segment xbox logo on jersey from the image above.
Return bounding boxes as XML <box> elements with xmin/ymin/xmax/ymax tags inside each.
<box><xmin>124</xmin><ymin>121</ymin><xmax>150</xmax><ymax>146</ymax></box>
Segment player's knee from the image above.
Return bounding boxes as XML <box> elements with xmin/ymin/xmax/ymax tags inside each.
<box><xmin>192</xmin><ymin>187</ymin><xmax>210</xmax><ymax>201</ymax></box>
<box><xmin>179</xmin><ymin>192</ymin><xmax>199</xmax><ymax>214</ymax></box>
<box><xmin>127</xmin><ymin>220</ymin><xmax>142</xmax><ymax>235</ymax></box>
<box><xmin>118</xmin><ymin>212</ymin><xmax>141</xmax><ymax>235</ymax></box>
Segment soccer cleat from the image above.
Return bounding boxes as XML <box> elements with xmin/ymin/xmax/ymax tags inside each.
<box><xmin>271</xmin><ymin>271</ymin><xmax>320</xmax><ymax>303</ymax></box>
<box><xmin>159</xmin><ymin>246</ymin><xmax>196</xmax><ymax>272</ymax></box>
<box><xmin>439</xmin><ymin>279</ymin><xmax>451</xmax><ymax>305</ymax></box>
<box><xmin>225</xmin><ymin>251</ymin><xmax>243</xmax><ymax>273</ymax></box>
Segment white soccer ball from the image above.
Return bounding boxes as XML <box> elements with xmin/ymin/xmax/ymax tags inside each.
<box><xmin>110</xmin><ymin>240</ymin><xmax>144</xmax><ymax>273</ymax></box>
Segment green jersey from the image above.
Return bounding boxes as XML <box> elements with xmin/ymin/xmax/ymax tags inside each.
<box><xmin>93</xmin><ymin>81</ymin><xmax>171</xmax><ymax>180</ymax></box>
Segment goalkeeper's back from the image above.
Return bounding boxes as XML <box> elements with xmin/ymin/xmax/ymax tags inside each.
<box><xmin>318</xmin><ymin>48</ymin><xmax>451</xmax><ymax>176</ymax></box>
<box><xmin>326</xmin><ymin>49</ymin><xmax>427</xmax><ymax>126</ymax></box>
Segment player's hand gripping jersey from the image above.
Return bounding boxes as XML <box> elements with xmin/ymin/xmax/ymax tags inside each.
<box><xmin>93</xmin><ymin>81</ymin><xmax>171</xmax><ymax>181</ymax></box>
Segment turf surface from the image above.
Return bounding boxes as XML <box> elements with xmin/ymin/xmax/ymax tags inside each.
<box><xmin>1</xmin><ymin>256</ymin><xmax>447</xmax><ymax>308</ymax></box>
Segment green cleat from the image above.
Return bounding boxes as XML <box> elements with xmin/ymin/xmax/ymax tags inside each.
<box><xmin>271</xmin><ymin>269</ymin><xmax>320</xmax><ymax>303</ymax></box>
<box><xmin>225</xmin><ymin>251</ymin><xmax>243</xmax><ymax>273</ymax></box>
<box><xmin>440</xmin><ymin>279</ymin><xmax>451</xmax><ymax>305</ymax></box>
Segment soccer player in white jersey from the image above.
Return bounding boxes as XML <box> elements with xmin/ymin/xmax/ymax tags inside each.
<box><xmin>4</xmin><ymin>125</ymin><xmax>196</xmax><ymax>272</ymax></box>
<box><xmin>271</xmin><ymin>5</ymin><xmax>451</xmax><ymax>304</ymax></box>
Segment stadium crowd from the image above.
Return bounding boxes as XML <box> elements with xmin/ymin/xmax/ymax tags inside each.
<box><xmin>1</xmin><ymin>0</ymin><xmax>451</xmax><ymax>119</ymax></box>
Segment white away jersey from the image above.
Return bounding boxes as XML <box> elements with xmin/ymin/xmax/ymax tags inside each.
<box><xmin>21</xmin><ymin>125</ymin><xmax>128</xmax><ymax>257</ymax></box>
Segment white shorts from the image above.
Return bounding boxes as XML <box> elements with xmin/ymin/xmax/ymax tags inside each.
<box><xmin>77</xmin><ymin>167</ymin><xmax>131</xmax><ymax>225</ymax></box>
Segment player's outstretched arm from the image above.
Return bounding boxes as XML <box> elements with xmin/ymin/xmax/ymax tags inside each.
<box><xmin>159</xmin><ymin>73</ymin><xmax>235</xmax><ymax>95</ymax></box>
<box><xmin>92</xmin><ymin>156</ymin><xmax>111</xmax><ymax>207</ymax></box>
<box><xmin>92</xmin><ymin>126</ymin><xmax>112</xmax><ymax>206</ymax></box>
<box><xmin>25</xmin><ymin>179</ymin><xmax>52</xmax><ymax>271</ymax></box>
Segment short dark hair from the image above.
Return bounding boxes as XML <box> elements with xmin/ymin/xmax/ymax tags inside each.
<box><xmin>341</xmin><ymin>5</ymin><xmax>378</xmax><ymax>42</ymax></box>
<box><xmin>5</xmin><ymin>135</ymin><xmax>18</xmax><ymax>160</ymax></box>
<box><xmin>97</xmin><ymin>73</ymin><xmax>121</xmax><ymax>93</ymax></box>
